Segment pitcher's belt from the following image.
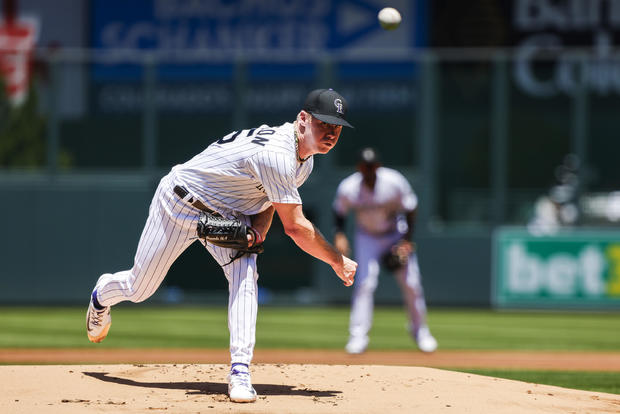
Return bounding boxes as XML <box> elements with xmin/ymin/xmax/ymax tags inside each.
<box><xmin>173</xmin><ymin>185</ymin><xmax>218</xmax><ymax>215</ymax></box>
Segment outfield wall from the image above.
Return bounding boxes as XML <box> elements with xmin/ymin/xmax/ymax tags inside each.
<box><xmin>493</xmin><ymin>227</ymin><xmax>620</xmax><ymax>309</ymax></box>
<box><xmin>6</xmin><ymin>179</ymin><xmax>620</xmax><ymax>309</ymax></box>
<box><xmin>0</xmin><ymin>173</ymin><xmax>492</xmax><ymax>306</ymax></box>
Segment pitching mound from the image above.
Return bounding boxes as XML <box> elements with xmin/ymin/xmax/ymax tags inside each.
<box><xmin>2</xmin><ymin>364</ymin><xmax>618</xmax><ymax>413</ymax></box>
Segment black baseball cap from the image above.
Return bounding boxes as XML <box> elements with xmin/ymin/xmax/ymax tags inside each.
<box><xmin>302</xmin><ymin>88</ymin><xmax>354</xmax><ymax>128</ymax></box>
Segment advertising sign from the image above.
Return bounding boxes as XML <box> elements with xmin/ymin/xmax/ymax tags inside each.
<box><xmin>89</xmin><ymin>0</ymin><xmax>426</xmax><ymax>113</ymax></box>
<box><xmin>511</xmin><ymin>0</ymin><xmax>620</xmax><ymax>97</ymax></box>
<box><xmin>0</xmin><ymin>18</ymin><xmax>37</xmax><ymax>106</ymax></box>
<box><xmin>91</xmin><ymin>0</ymin><xmax>423</xmax><ymax>80</ymax></box>
<box><xmin>493</xmin><ymin>228</ymin><xmax>620</xmax><ymax>309</ymax></box>
<box><xmin>431</xmin><ymin>1</ymin><xmax>620</xmax><ymax>97</ymax></box>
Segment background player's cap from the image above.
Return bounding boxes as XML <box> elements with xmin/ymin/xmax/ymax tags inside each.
<box><xmin>358</xmin><ymin>147</ymin><xmax>380</xmax><ymax>165</ymax></box>
<box><xmin>303</xmin><ymin>88</ymin><xmax>354</xmax><ymax>128</ymax></box>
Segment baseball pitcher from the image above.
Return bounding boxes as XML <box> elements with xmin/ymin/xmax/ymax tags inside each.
<box><xmin>86</xmin><ymin>89</ymin><xmax>357</xmax><ymax>403</ymax></box>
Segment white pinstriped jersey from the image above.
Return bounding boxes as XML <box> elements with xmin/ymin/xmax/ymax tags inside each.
<box><xmin>333</xmin><ymin>167</ymin><xmax>418</xmax><ymax>235</ymax></box>
<box><xmin>171</xmin><ymin>122</ymin><xmax>313</xmax><ymax>216</ymax></box>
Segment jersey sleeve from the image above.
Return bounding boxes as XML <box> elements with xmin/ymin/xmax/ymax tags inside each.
<box><xmin>248</xmin><ymin>150</ymin><xmax>302</xmax><ymax>204</ymax></box>
<box><xmin>398</xmin><ymin>174</ymin><xmax>418</xmax><ymax>212</ymax></box>
<box><xmin>332</xmin><ymin>179</ymin><xmax>351</xmax><ymax>215</ymax></box>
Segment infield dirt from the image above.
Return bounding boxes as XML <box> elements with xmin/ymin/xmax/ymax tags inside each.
<box><xmin>1</xmin><ymin>360</ymin><xmax>619</xmax><ymax>413</ymax></box>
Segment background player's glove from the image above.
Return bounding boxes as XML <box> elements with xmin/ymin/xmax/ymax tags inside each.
<box><xmin>197</xmin><ymin>212</ymin><xmax>264</xmax><ymax>264</ymax></box>
<box><xmin>381</xmin><ymin>240</ymin><xmax>414</xmax><ymax>272</ymax></box>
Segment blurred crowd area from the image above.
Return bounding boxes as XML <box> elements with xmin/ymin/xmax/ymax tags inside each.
<box><xmin>528</xmin><ymin>154</ymin><xmax>620</xmax><ymax>235</ymax></box>
<box><xmin>2</xmin><ymin>0</ymin><xmax>620</xmax><ymax>230</ymax></box>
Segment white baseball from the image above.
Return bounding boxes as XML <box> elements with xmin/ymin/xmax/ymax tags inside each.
<box><xmin>378</xmin><ymin>7</ymin><xmax>401</xmax><ymax>30</ymax></box>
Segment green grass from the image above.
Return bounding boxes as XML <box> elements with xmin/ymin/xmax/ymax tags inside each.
<box><xmin>0</xmin><ymin>306</ymin><xmax>619</xmax><ymax>350</ymax></box>
<box><xmin>0</xmin><ymin>306</ymin><xmax>618</xmax><ymax>394</ymax></box>
<box><xmin>456</xmin><ymin>369</ymin><xmax>620</xmax><ymax>395</ymax></box>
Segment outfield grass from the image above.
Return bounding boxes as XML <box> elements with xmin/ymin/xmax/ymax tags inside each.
<box><xmin>456</xmin><ymin>369</ymin><xmax>620</xmax><ymax>395</ymax></box>
<box><xmin>0</xmin><ymin>306</ymin><xmax>619</xmax><ymax>350</ymax></box>
<box><xmin>0</xmin><ymin>306</ymin><xmax>618</xmax><ymax>394</ymax></box>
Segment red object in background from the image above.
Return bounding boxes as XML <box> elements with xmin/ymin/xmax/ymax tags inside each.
<box><xmin>0</xmin><ymin>0</ymin><xmax>36</xmax><ymax>106</ymax></box>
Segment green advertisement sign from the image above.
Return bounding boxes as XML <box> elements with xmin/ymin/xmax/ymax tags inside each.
<box><xmin>493</xmin><ymin>228</ymin><xmax>620</xmax><ymax>309</ymax></box>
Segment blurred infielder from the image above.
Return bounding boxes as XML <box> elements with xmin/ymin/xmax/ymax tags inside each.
<box><xmin>86</xmin><ymin>89</ymin><xmax>357</xmax><ymax>403</ymax></box>
<box><xmin>333</xmin><ymin>148</ymin><xmax>437</xmax><ymax>354</ymax></box>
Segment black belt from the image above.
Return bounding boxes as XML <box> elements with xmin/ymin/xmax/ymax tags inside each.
<box><xmin>173</xmin><ymin>185</ymin><xmax>217</xmax><ymax>214</ymax></box>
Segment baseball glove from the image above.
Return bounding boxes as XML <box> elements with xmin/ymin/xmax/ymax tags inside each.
<box><xmin>197</xmin><ymin>212</ymin><xmax>264</xmax><ymax>264</ymax></box>
<box><xmin>381</xmin><ymin>241</ymin><xmax>414</xmax><ymax>272</ymax></box>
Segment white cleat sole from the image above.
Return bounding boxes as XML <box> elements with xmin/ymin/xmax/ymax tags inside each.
<box><xmin>229</xmin><ymin>394</ymin><xmax>257</xmax><ymax>403</ymax></box>
<box><xmin>86</xmin><ymin>301</ymin><xmax>111</xmax><ymax>343</ymax></box>
<box><xmin>228</xmin><ymin>386</ymin><xmax>257</xmax><ymax>403</ymax></box>
<box><xmin>87</xmin><ymin>322</ymin><xmax>111</xmax><ymax>343</ymax></box>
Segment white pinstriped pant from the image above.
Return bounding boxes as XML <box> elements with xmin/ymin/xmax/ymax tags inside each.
<box><xmin>93</xmin><ymin>174</ymin><xmax>259</xmax><ymax>365</ymax></box>
<box><xmin>349</xmin><ymin>229</ymin><xmax>429</xmax><ymax>342</ymax></box>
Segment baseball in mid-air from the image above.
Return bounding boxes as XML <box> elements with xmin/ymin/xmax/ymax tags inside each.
<box><xmin>378</xmin><ymin>7</ymin><xmax>401</xmax><ymax>30</ymax></box>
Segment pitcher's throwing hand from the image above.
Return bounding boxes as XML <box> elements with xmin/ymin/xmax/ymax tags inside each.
<box><xmin>334</xmin><ymin>255</ymin><xmax>357</xmax><ymax>286</ymax></box>
<box><xmin>86</xmin><ymin>88</ymin><xmax>355</xmax><ymax>403</ymax></box>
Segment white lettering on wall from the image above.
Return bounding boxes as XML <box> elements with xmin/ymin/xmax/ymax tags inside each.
<box><xmin>154</xmin><ymin>0</ymin><xmax>329</xmax><ymax>19</ymax></box>
<box><xmin>100</xmin><ymin>21</ymin><xmax>328</xmax><ymax>50</ymax></box>
<box><xmin>507</xmin><ymin>243</ymin><xmax>542</xmax><ymax>293</ymax></box>
<box><xmin>505</xmin><ymin>242</ymin><xmax>607</xmax><ymax>296</ymax></box>
<box><xmin>513</xmin><ymin>0</ymin><xmax>620</xmax><ymax>96</ymax></box>
<box><xmin>581</xmin><ymin>246</ymin><xmax>606</xmax><ymax>294</ymax></box>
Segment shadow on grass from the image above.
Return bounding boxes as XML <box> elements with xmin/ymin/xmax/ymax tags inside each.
<box><xmin>83</xmin><ymin>371</ymin><xmax>341</xmax><ymax>398</ymax></box>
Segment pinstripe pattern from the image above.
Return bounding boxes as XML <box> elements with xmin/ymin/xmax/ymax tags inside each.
<box><xmin>92</xmin><ymin>121</ymin><xmax>311</xmax><ymax>365</ymax></box>
<box><xmin>170</xmin><ymin>122</ymin><xmax>313</xmax><ymax>216</ymax></box>
<box><xmin>96</xmin><ymin>176</ymin><xmax>198</xmax><ymax>305</ymax></box>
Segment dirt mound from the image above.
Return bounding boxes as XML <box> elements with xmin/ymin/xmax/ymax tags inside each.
<box><xmin>2</xmin><ymin>364</ymin><xmax>618</xmax><ymax>413</ymax></box>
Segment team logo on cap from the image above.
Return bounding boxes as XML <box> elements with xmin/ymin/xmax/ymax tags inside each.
<box><xmin>334</xmin><ymin>98</ymin><xmax>344</xmax><ymax>114</ymax></box>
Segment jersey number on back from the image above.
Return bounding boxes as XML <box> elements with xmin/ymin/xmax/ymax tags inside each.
<box><xmin>217</xmin><ymin>128</ymin><xmax>275</xmax><ymax>146</ymax></box>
